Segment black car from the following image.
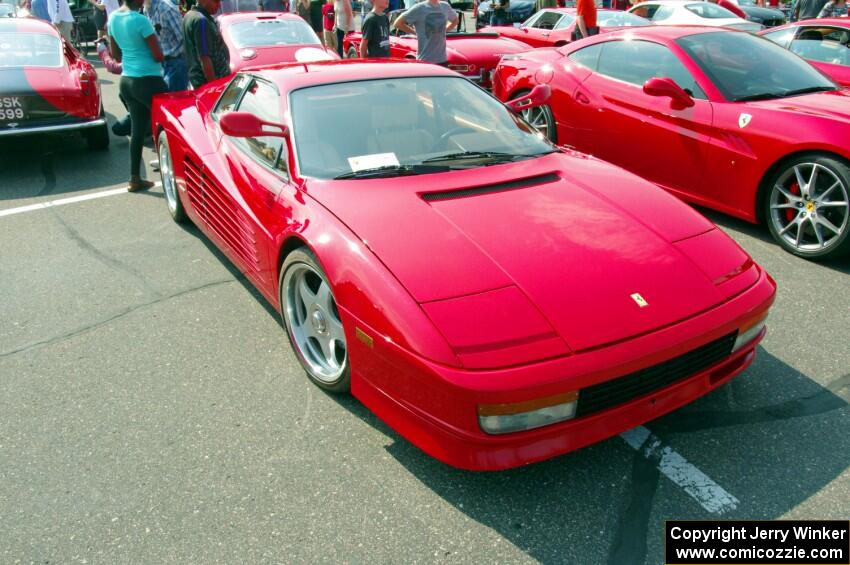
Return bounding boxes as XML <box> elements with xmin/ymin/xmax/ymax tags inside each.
<box><xmin>739</xmin><ymin>0</ymin><xmax>786</xmax><ymax>27</ymax></box>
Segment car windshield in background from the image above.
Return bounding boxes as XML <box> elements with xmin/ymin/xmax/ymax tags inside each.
<box><xmin>685</xmin><ymin>2</ymin><xmax>737</xmax><ymax>18</ymax></box>
<box><xmin>0</xmin><ymin>33</ymin><xmax>62</xmax><ymax>68</ymax></box>
<box><xmin>597</xmin><ymin>11</ymin><xmax>650</xmax><ymax>26</ymax></box>
<box><xmin>677</xmin><ymin>31</ymin><xmax>836</xmax><ymax>101</ymax></box>
<box><xmin>218</xmin><ymin>0</ymin><xmax>259</xmax><ymax>13</ymax></box>
<box><xmin>290</xmin><ymin>77</ymin><xmax>556</xmax><ymax>179</ymax></box>
<box><xmin>230</xmin><ymin>20</ymin><xmax>322</xmax><ymax>48</ymax></box>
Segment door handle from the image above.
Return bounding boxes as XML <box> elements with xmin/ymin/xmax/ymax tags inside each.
<box><xmin>576</xmin><ymin>92</ymin><xmax>590</xmax><ymax>104</ymax></box>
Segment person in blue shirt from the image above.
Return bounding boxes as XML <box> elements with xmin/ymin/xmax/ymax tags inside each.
<box><xmin>109</xmin><ymin>0</ymin><xmax>167</xmax><ymax>191</ymax></box>
<box><xmin>30</xmin><ymin>0</ymin><xmax>50</xmax><ymax>21</ymax></box>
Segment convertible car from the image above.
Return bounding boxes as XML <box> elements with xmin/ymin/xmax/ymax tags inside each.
<box><xmin>219</xmin><ymin>12</ymin><xmax>338</xmax><ymax>73</ymax></box>
<box><xmin>0</xmin><ymin>18</ymin><xmax>108</xmax><ymax>149</ymax></box>
<box><xmin>628</xmin><ymin>1</ymin><xmax>762</xmax><ymax>32</ymax></box>
<box><xmin>342</xmin><ymin>10</ymin><xmax>529</xmax><ymax>88</ymax></box>
<box><xmin>760</xmin><ymin>19</ymin><xmax>850</xmax><ymax>87</ymax></box>
<box><xmin>152</xmin><ymin>59</ymin><xmax>775</xmax><ymax>470</ymax></box>
<box><xmin>478</xmin><ymin>9</ymin><xmax>650</xmax><ymax>49</ymax></box>
<box><xmin>494</xmin><ymin>27</ymin><xmax>850</xmax><ymax>260</ymax></box>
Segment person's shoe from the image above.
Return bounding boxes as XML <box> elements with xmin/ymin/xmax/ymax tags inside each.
<box><xmin>128</xmin><ymin>179</ymin><xmax>155</xmax><ymax>192</ymax></box>
<box><xmin>149</xmin><ymin>159</ymin><xmax>160</xmax><ymax>172</ymax></box>
<box><xmin>111</xmin><ymin>117</ymin><xmax>131</xmax><ymax>137</ymax></box>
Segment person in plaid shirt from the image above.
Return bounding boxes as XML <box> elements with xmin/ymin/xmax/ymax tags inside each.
<box><xmin>146</xmin><ymin>0</ymin><xmax>189</xmax><ymax>91</ymax></box>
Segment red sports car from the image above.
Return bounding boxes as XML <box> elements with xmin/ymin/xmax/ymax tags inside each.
<box><xmin>760</xmin><ymin>19</ymin><xmax>850</xmax><ymax>87</ymax></box>
<box><xmin>152</xmin><ymin>60</ymin><xmax>775</xmax><ymax>470</ymax></box>
<box><xmin>494</xmin><ymin>26</ymin><xmax>850</xmax><ymax>260</ymax></box>
<box><xmin>342</xmin><ymin>10</ymin><xmax>529</xmax><ymax>88</ymax></box>
<box><xmin>219</xmin><ymin>12</ymin><xmax>339</xmax><ymax>73</ymax></box>
<box><xmin>0</xmin><ymin>18</ymin><xmax>108</xmax><ymax>149</ymax></box>
<box><xmin>479</xmin><ymin>8</ymin><xmax>650</xmax><ymax>48</ymax></box>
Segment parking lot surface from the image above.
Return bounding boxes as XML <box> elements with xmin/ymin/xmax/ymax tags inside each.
<box><xmin>1</xmin><ymin>56</ymin><xmax>848</xmax><ymax>564</ymax></box>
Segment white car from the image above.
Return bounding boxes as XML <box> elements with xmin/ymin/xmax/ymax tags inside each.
<box><xmin>628</xmin><ymin>1</ymin><xmax>762</xmax><ymax>32</ymax></box>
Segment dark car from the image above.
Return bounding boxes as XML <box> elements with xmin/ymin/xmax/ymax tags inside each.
<box><xmin>475</xmin><ymin>0</ymin><xmax>535</xmax><ymax>29</ymax></box>
<box><xmin>738</xmin><ymin>0</ymin><xmax>786</xmax><ymax>27</ymax></box>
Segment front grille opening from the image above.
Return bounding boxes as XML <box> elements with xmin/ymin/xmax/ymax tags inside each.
<box><xmin>575</xmin><ymin>331</ymin><xmax>737</xmax><ymax>418</ymax></box>
<box><xmin>421</xmin><ymin>173</ymin><xmax>559</xmax><ymax>202</ymax></box>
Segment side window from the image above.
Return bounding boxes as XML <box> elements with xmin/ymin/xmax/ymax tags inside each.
<box><xmin>790</xmin><ymin>27</ymin><xmax>850</xmax><ymax>67</ymax></box>
<box><xmin>234</xmin><ymin>79</ymin><xmax>288</xmax><ymax>174</ymax></box>
<box><xmin>554</xmin><ymin>14</ymin><xmax>576</xmax><ymax>29</ymax></box>
<box><xmin>521</xmin><ymin>11</ymin><xmax>542</xmax><ymax>28</ymax></box>
<box><xmin>597</xmin><ymin>40</ymin><xmax>706</xmax><ymax>99</ymax></box>
<box><xmin>630</xmin><ymin>4</ymin><xmax>659</xmax><ymax>19</ymax></box>
<box><xmin>532</xmin><ymin>11</ymin><xmax>564</xmax><ymax>30</ymax></box>
<box><xmin>761</xmin><ymin>27</ymin><xmax>796</xmax><ymax>48</ymax></box>
<box><xmin>214</xmin><ymin>74</ymin><xmax>251</xmax><ymax>117</ymax></box>
<box><xmin>567</xmin><ymin>43</ymin><xmax>604</xmax><ymax>71</ymax></box>
<box><xmin>651</xmin><ymin>5</ymin><xmax>675</xmax><ymax>20</ymax></box>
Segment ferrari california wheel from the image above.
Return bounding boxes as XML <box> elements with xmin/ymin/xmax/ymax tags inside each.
<box><xmin>765</xmin><ymin>155</ymin><xmax>850</xmax><ymax>260</ymax></box>
<box><xmin>157</xmin><ymin>131</ymin><xmax>187</xmax><ymax>223</ymax></box>
<box><xmin>280</xmin><ymin>249</ymin><xmax>350</xmax><ymax>393</ymax></box>
<box><xmin>512</xmin><ymin>92</ymin><xmax>557</xmax><ymax>143</ymax></box>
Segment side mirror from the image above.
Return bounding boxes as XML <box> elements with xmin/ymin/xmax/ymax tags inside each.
<box><xmin>643</xmin><ymin>77</ymin><xmax>695</xmax><ymax>110</ymax></box>
<box><xmin>220</xmin><ymin>111</ymin><xmax>289</xmax><ymax>138</ymax></box>
<box><xmin>506</xmin><ymin>84</ymin><xmax>552</xmax><ymax>112</ymax></box>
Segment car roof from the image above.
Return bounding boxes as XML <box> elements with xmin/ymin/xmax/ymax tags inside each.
<box><xmin>218</xmin><ymin>11</ymin><xmax>305</xmax><ymax>25</ymax></box>
<box><xmin>0</xmin><ymin>17</ymin><xmax>60</xmax><ymax>35</ymax></box>
<box><xmin>599</xmin><ymin>25</ymin><xmax>732</xmax><ymax>41</ymax></box>
<box><xmin>788</xmin><ymin>18</ymin><xmax>850</xmax><ymax>27</ymax></box>
<box><xmin>243</xmin><ymin>59</ymin><xmax>460</xmax><ymax>92</ymax></box>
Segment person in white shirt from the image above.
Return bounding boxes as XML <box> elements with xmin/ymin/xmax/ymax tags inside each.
<box><xmin>333</xmin><ymin>0</ymin><xmax>352</xmax><ymax>58</ymax></box>
<box><xmin>48</xmin><ymin>0</ymin><xmax>75</xmax><ymax>42</ymax></box>
<box><xmin>94</xmin><ymin>0</ymin><xmax>120</xmax><ymax>41</ymax></box>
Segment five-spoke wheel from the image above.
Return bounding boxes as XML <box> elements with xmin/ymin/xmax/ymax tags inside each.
<box><xmin>766</xmin><ymin>155</ymin><xmax>850</xmax><ymax>259</ymax></box>
<box><xmin>280</xmin><ymin>249</ymin><xmax>350</xmax><ymax>392</ymax></box>
<box><xmin>157</xmin><ymin>131</ymin><xmax>187</xmax><ymax>223</ymax></box>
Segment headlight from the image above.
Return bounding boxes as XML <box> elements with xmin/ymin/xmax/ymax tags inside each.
<box><xmin>478</xmin><ymin>391</ymin><xmax>578</xmax><ymax>435</ymax></box>
<box><xmin>732</xmin><ymin>311</ymin><xmax>768</xmax><ymax>353</ymax></box>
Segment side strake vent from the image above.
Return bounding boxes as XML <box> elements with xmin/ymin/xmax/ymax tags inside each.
<box><xmin>421</xmin><ymin>173</ymin><xmax>560</xmax><ymax>202</ymax></box>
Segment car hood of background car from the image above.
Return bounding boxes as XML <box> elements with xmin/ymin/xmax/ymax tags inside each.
<box><xmin>235</xmin><ymin>44</ymin><xmax>336</xmax><ymax>70</ymax></box>
<box><xmin>748</xmin><ymin>89</ymin><xmax>850</xmax><ymax>123</ymax></box>
<box><xmin>305</xmin><ymin>151</ymin><xmax>749</xmax><ymax>353</ymax></box>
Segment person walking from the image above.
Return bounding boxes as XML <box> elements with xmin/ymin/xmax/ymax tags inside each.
<box><xmin>182</xmin><ymin>0</ymin><xmax>230</xmax><ymax>89</ymax></box>
<box><xmin>359</xmin><ymin>0</ymin><xmax>389</xmax><ymax>58</ymax></box>
<box><xmin>574</xmin><ymin>0</ymin><xmax>597</xmax><ymax>39</ymax></box>
<box><xmin>393</xmin><ymin>0</ymin><xmax>457</xmax><ymax>65</ymax></box>
<box><xmin>490</xmin><ymin>0</ymin><xmax>509</xmax><ymax>26</ymax></box>
<box><xmin>30</xmin><ymin>0</ymin><xmax>49</xmax><ymax>21</ymax></box>
<box><xmin>108</xmin><ymin>0</ymin><xmax>167</xmax><ymax>191</ymax></box>
<box><xmin>333</xmin><ymin>0</ymin><xmax>353</xmax><ymax>58</ymax></box>
<box><xmin>47</xmin><ymin>0</ymin><xmax>75</xmax><ymax>43</ymax></box>
<box><xmin>147</xmin><ymin>0</ymin><xmax>188</xmax><ymax>92</ymax></box>
<box><xmin>320</xmin><ymin>0</ymin><xmax>334</xmax><ymax>50</ymax></box>
<box><xmin>793</xmin><ymin>0</ymin><xmax>829</xmax><ymax>19</ymax></box>
<box><xmin>93</xmin><ymin>0</ymin><xmax>119</xmax><ymax>42</ymax></box>
<box><xmin>818</xmin><ymin>0</ymin><xmax>847</xmax><ymax>16</ymax></box>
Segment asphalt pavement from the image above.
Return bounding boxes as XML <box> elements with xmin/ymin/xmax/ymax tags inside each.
<box><xmin>0</xmin><ymin>54</ymin><xmax>848</xmax><ymax>565</ymax></box>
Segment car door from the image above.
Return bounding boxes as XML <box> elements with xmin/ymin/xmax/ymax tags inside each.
<box><xmin>516</xmin><ymin>10</ymin><xmax>566</xmax><ymax>47</ymax></box>
<box><xmin>218</xmin><ymin>77</ymin><xmax>292</xmax><ymax>299</ymax></box>
<box><xmin>787</xmin><ymin>26</ymin><xmax>850</xmax><ymax>87</ymax></box>
<box><xmin>571</xmin><ymin>39</ymin><xmax>714</xmax><ymax>194</ymax></box>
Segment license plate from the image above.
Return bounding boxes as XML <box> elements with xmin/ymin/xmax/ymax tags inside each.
<box><xmin>0</xmin><ymin>97</ymin><xmax>26</xmax><ymax>123</ymax></box>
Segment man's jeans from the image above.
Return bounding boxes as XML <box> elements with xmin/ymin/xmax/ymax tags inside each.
<box><xmin>163</xmin><ymin>56</ymin><xmax>189</xmax><ymax>93</ymax></box>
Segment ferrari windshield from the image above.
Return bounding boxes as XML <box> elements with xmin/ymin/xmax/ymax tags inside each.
<box><xmin>676</xmin><ymin>31</ymin><xmax>836</xmax><ymax>101</ymax></box>
<box><xmin>290</xmin><ymin>77</ymin><xmax>556</xmax><ymax>179</ymax></box>
<box><xmin>0</xmin><ymin>33</ymin><xmax>63</xmax><ymax>68</ymax></box>
<box><xmin>597</xmin><ymin>11</ymin><xmax>650</xmax><ymax>26</ymax></box>
<box><xmin>230</xmin><ymin>20</ymin><xmax>321</xmax><ymax>48</ymax></box>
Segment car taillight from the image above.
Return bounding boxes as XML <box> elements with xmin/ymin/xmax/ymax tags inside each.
<box><xmin>448</xmin><ymin>63</ymin><xmax>476</xmax><ymax>74</ymax></box>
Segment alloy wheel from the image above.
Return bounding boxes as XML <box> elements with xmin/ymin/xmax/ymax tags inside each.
<box><xmin>158</xmin><ymin>133</ymin><xmax>178</xmax><ymax>215</ymax></box>
<box><xmin>521</xmin><ymin>104</ymin><xmax>556</xmax><ymax>142</ymax></box>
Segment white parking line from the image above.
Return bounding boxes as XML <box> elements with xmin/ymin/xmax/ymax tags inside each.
<box><xmin>621</xmin><ymin>426</ymin><xmax>740</xmax><ymax>515</ymax></box>
<box><xmin>0</xmin><ymin>183</ymin><xmax>161</xmax><ymax>219</ymax></box>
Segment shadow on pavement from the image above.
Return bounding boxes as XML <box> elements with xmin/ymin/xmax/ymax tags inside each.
<box><xmin>327</xmin><ymin>349</ymin><xmax>850</xmax><ymax>564</ymax></box>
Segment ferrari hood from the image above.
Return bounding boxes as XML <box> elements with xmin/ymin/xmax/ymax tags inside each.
<box><xmin>308</xmin><ymin>152</ymin><xmax>730</xmax><ymax>351</ymax></box>
<box><xmin>750</xmin><ymin>89</ymin><xmax>850</xmax><ymax>123</ymax></box>
<box><xmin>446</xmin><ymin>36</ymin><xmax>529</xmax><ymax>63</ymax></box>
<box><xmin>235</xmin><ymin>44</ymin><xmax>335</xmax><ymax>71</ymax></box>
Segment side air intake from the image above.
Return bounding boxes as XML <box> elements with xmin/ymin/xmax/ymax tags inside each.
<box><xmin>421</xmin><ymin>173</ymin><xmax>560</xmax><ymax>202</ymax></box>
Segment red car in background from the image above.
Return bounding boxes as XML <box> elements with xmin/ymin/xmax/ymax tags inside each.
<box><xmin>152</xmin><ymin>59</ymin><xmax>775</xmax><ymax>470</ymax></box>
<box><xmin>760</xmin><ymin>19</ymin><xmax>850</xmax><ymax>87</ymax></box>
<box><xmin>0</xmin><ymin>18</ymin><xmax>108</xmax><ymax>149</ymax></box>
<box><xmin>479</xmin><ymin>8</ymin><xmax>650</xmax><ymax>48</ymax></box>
<box><xmin>219</xmin><ymin>12</ymin><xmax>339</xmax><ymax>73</ymax></box>
<box><xmin>494</xmin><ymin>26</ymin><xmax>850</xmax><ymax>260</ymax></box>
<box><xmin>343</xmin><ymin>10</ymin><xmax>529</xmax><ymax>88</ymax></box>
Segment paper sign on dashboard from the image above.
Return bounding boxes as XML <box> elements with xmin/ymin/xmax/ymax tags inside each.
<box><xmin>348</xmin><ymin>153</ymin><xmax>400</xmax><ymax>172</ymax></box>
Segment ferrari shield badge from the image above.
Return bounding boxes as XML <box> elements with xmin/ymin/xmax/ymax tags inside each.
<box><xmin>630</xmin><ymin>293</ymin><xmax>649</xmax><ymax>308</ymax></box>
<box><xmin>738</xmin><ymin>113</ymin><xmax>752</xmax><ymax>129</ymax></box>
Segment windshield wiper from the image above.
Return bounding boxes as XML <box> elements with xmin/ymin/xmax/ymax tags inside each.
<box><xmin>779</xmin><ymin>86</ymin><xmax>836</xmax><ymax>97</ymax></box>
<box><xmin>333</xmin><ymin>164</ymin><xmax>449</xmax><ymax>180</ymax></box>
<box><xmin>420</xmin><ymin>150</ymin><xmax>553</xmax><ymax>165</ymax></box>
<box><xmin>735</xmin><ymin>85</ymin><xmax>836</xmax><ymax>102</ymax></box>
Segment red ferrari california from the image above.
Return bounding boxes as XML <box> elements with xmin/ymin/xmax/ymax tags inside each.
<box><xmin>343</xmin><ymin>10</ymin><xmax>529</xmax><ymax>88</ymax></box>
<box><xmin>152</xmin><ymin>60</ymin><xmax>775</xmax><ymax>470</ymax></box>
<box><xmin>494</xmin><ymin>27</ymin><xmax>850</xmax><ymax>260</ymax></box>
<box><xmin>0</xmin><ymin>18</ymin><xmax>108</xmax><ymax>149</ymax></box>
<box><xmin>478</xmin><ymin>8</ymin><xmax>650</xmax><ymax>49</ymax></box>
<box><xmin>219</xmin><ymin>12</ymin><xmax>339</xmax><ymax>73</ymax></box>
<box><xmin>760</xmin><ymin>19</ymin><xmax>850</xmax><ymax>87</ymax></box>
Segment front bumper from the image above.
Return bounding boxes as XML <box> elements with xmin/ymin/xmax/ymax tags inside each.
<box><xmin>348</xmin><ymin>267</ymin><xmax>776</xmax><ymax>471</ymax></box>
<box><xmin>0</xmin><ymin>117</ymin><xmax>106</xmax><ymax>137</ymax></box>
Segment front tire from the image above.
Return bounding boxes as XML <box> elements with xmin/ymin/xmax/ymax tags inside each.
<box><xmin>280</xmin><ymin>248</ymin><xmax>350</xmax><ymax>393</ymax></box>
<box><xmin>157</xmin><ymin>130</ymin><xmax>188</xmax><ymax>223</ymax></box>
<box><xmin>764</xmin><ymin>154</ymin><xmax>850</xmax><ymax>260</ymax></box>
<box><xmin>511</xmin><ymin>91</ymin><xmax>557</xmax><ymax>144</ymax></box>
